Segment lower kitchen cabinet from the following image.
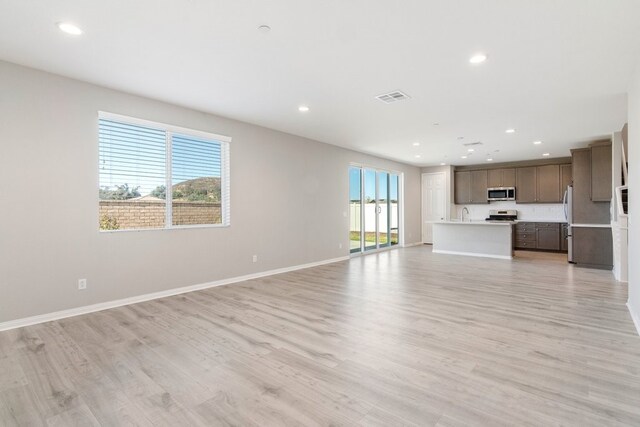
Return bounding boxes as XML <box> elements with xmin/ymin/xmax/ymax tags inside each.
<box><xmin>561</xmin><ymin>223</ymin><xmax>569</xmax><ymax>251</ymax></box>
<box><xmin>536</xmin><ymin>226</ymin><xmax>560</xmax><ymax>250</ymax></box>
<box><xmin>514</xmin><ymin>222</ymin><xmax>565</xmax><ymax>252</ymax></box>
<box><xmin>572</xmin><ymin>227</ymin><xmax>613</xmax><ymax>269</ymax></box>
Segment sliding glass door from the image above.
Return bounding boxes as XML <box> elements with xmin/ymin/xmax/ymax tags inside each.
<box><xmin>349</xmin><ymin>165</ymin><xmax>401</xmax><ymax>254</ymax></box>
<box><xmin>390</xmin><ymin>174</ymin><xmax>399</xmax><ymax>246</ymax></box>
<box><xmin>363</xmin><ymin>169</ymin><xmax>378</xmax><ymax>251</ymax></box>
<box><xmin>349</xmin><ymin>167</ymin><xmax>362</xmax><ymax>252</ymax></box>
<box><xmin>378</xmin><ymin>171</ymin><xmax>390</xmax><ymax>248</ymax></box>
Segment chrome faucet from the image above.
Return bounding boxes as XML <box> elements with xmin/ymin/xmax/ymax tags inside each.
<box><xmin>460</xmin><ymin>207</ymin><xmax>470</xmax><ymax>222</ymax></box>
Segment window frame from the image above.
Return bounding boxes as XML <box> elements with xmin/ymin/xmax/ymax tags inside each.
<box><xmin>98</xmin><ymin>111</ymin><xmax>231</xmax><ymax>232</ymax></box>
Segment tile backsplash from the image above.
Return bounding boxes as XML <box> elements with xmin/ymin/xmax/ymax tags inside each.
<box><xmin>453</xmin><ymin>201</ymin><xmax>566</xmax><ymax>222</ymax></box>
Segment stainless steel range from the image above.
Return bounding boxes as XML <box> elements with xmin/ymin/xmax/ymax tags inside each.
<box><xmin>485</xmin><ymin>209</ymin><xmax>518</xmax><ymax>221</ymax></box>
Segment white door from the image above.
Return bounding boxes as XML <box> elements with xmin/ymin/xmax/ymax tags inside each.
<box><xmin>422</xmin><ymin>172</ymin><xmax>446</xmax><ymax>244</ymax></box>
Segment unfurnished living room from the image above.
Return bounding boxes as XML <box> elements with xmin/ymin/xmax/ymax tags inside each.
<box><xmin>1</xmin><ymin>1</ymin><xmax>640</xmax><ymax>426</ymax></box>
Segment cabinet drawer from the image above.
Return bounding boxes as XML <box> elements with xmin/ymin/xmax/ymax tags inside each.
<box><xmin>516</xmin><ymin>232</ymin><xmax>536</xmax><ymax>241</ymax></box>
<box><xmin>515</xmin><ymin>222</ymin><xmax>535</xmax><ymax>231</ymax></box>
<box><xmin>515</xmin><ymin>240</ymin><xmax>536</xmax><ymax>249</ymax></box>
<box><xmin>516</xmin><ymin>227</ymin><xmax>536</xmax><ymax>234</ymax></box>
<box><xmin>536</xmin><ymin>222</ymin><xmax>560</xmax><ymax>230</ymax></box>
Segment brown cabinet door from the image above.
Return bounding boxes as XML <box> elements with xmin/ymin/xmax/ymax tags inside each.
<box><xmin>536</xmin><ymin>228</ymin><xmax>560</xmax><ymax>250</ymax></box>
<box><xmin>572</xmin><ymin>148</ymin><xmax>611</xmax><ymax>223</ymax></box>
<box><xmin>454</xmin><ymin>171</ymin><xmax>471</xmax><ymax>204</ymax></box>
<box><xmin>470</xmin><ymin>170</ymin><xmax>488</xmax><ymax>204</ymax></box>
<box><xmin>561</xmin><ymin>224</ymin><xmax>569</xmax><ymax>252</ymax></box>
<box><xmin>537</xmin><ymin>164</ymin><xmax>561</xmax><ymax>203</ymax></box>
<box><xmin>560</xmin><ymin>164</ymin><xmax>572</xmax><ymax>194</ymax></box>
<box><xmin>591</xmin><ymin>143</ymin><xmax>612</xmax><ymax>201</ymax></box>
<box><xmin>487</xmin><ymin>169</ymin><xmax>503</xmax><ymax>188</ymax></box>
<box><xmin>502</xmin><ymin>168</ymin><xmax>516</xmax><ymax>187</ymax></box>
<box><xmin>516</xmin><ymin>167</ymin><xmax>537</xmax><ymax>203</ymax></box>
<box><xmin>572</xmin><ymin>227</ymin><xmax>613</xmax><ymax>268</ymax></box>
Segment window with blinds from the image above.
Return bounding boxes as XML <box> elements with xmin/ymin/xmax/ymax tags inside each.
<box><xmin>98</xmin><ymin>113</ymin><xmax>230</xmax><ymax>231</ymax></box>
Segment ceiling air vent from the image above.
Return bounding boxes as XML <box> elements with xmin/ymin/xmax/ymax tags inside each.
<box><xmin>463</xmin><ymin>141</ymin><xmax>483</xmax><ymax>147</ymax></box>
<box><xmin>375</xmin><ymin>90</ymin><xmax>410</xmax><ymax>104</ymax></box>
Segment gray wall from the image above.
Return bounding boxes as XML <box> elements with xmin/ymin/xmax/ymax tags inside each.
<box><xmin>628</xmin><ymin>59</ymin><xmax>640</xmax><ymax>331</ymax></box>
<box><xmin>0</xmin><ymin>60</ymin><xmax>422</xmax><ymax>323</ymax></box>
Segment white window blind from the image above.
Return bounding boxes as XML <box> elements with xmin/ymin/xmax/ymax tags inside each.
<box><xmin>98</xmin><ymin>113</ymin><xmax>230</xmax><ymax>231</ymax></box>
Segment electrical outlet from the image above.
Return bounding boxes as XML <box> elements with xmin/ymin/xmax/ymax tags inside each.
<box><xmin>339</xmin><ymin>243</ymin><xmax>343</xmax><ymax>249</ymax></box>
<box><xmin>78</xmin><ymin>279</ymin><xmax>87</xmax><ymax>290</ymax></box>
<box><xmin>252</xmin><ymin>255</ymin><xmax>258</xmax><ymax>263</ymax></box>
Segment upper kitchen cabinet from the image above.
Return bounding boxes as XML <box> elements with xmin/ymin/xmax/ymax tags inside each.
<box><xmin>454</xmin><ymin>171</ymin><xmax>471</xmax><ymax>204</ymax></box>
<box><xmin>516</xmin><ymin>164</ymin><xmax>565</xmax><ymax>203</ymax></box>
<box><xmin>537</xmin><ymin>164</ymin><xmax>561</xmax><ymax>202</ymax></box>
<box><xmin>470</xmin><ymin>170</ymin><xmax>488</xmax><ymax>203</ymax></box>
<box><xmin>454</xmin><ymin>170</ymin><xmax>488</xmax><ymax>204</ymax></box>
<box><xmin>591</xmin><ymin>142</ymin><xmax>612</xmax><ymax>201</ymax></box>
<box><xmin>487</xmin><ymin>168</ymin><xmax>516</xmax><ymax>187</ymax></box>
<box><xmin>516</xmin><ymin>167</ymin><xmax>537</xmax><ymax>203</ymax></box>
<box><xmin>560</xmin><ymin>164</ymin><xmax>572</xmax><ymax>193</ymax></box>
<box><xmin>572</xmin><ymin>147</ymin><xmax>611</xmax><ymax>224</ymax></box>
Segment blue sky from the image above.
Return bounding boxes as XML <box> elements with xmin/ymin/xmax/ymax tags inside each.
<box><xmin>350</xmin><ymin>166</ymin><xmax>398</xmax><ymax>202</ymax></box>
<box><xmin>99</xmin><ymin>119</ymin><xmax>221</xmax><ymax>195</ymax></box>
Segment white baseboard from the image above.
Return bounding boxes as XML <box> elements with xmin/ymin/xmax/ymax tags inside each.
<box><xmin>0</xmin><ymin>256</ymin><xmax>350</xmax><ymax>332</ymax></box>
<box><xmin>628</xmin><ymin>302</ymin><xmax>640</xmax><ymax>337</ymax></box>
<box><xmin>403</xmin><ymin>242</ymin><xmax>424</xmax><ymax>247</ymax></box>
<box><xmin>432</xmin><ymin>249</ymin><xmax>512</xmax><ymax>260</ymax></box>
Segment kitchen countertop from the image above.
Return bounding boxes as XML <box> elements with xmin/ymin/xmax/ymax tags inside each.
<box><xmin>435</xmin><ymin>220</ymin><xmax>514</xmax><ymax>226</ymax></box>
<box><xmin>514</xmin><ymin>219</ymin><xmax>566</xmax><ymax>223</ymax></box>
<box><xmin>570</xmin><ymin>223</ymin><xmax>612</xmax><ymax>228</ymax></box>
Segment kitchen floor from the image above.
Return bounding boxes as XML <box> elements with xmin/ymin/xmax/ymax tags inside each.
<box><xmin>0</xmin><ymin>245</ymin><xmax>638</xmax><ymax>426</ymax></box>
<box><xmin>514</xmin><ymin>249</ymin><xmax>569</xmax><ymax>264</ymax></box>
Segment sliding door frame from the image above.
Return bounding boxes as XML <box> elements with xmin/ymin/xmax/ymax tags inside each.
<box><xmin>348</xmin><ymin>163</ymin><xmax>404</xmax><ymax>256</ymax></box>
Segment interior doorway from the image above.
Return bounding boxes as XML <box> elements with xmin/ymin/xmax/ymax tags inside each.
<box><xmin>422</xmin><ymin>172</ymin><xmax>447</xmax><ymax>244</ymax></box>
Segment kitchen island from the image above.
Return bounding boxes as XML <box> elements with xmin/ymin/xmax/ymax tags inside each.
<box><xmin>432</xmin><ymin>220</ymin><xmax>514</xmax><ymax>259</ymax></box>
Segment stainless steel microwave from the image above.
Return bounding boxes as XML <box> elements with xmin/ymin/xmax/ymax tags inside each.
<box><xmin>487</xmin><ymin>187</ymin><xmax>516</xmax><ymax>201</ymax></box>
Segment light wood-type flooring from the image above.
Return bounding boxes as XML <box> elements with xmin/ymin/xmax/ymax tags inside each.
<box><xmin>1</xmin><ymin>247</ymin><xmax>640</xmax><ymax>426</ymax></box>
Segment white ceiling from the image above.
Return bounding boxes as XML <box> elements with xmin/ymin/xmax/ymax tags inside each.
<box><xmin>1</xmin><ymin>0</ymin><xmax>640</xmax><ymax>166</ymax></box>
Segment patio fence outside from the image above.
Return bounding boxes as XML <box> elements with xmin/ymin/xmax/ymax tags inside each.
<box><xmin>99</xmin><ymin>199</ymin><xmax>221</xmax><ymax>230</ymax></box>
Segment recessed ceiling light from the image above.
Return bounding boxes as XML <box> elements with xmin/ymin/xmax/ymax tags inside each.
<box><xmin>57</xmin><ymin>22</ymin><xmax>83</xmax><ymax>35</ymax></box>
<box><xmin>258</xmin><ymin>25</ymin><xmax>271</xmax><ymax>33</ymax></box>
<box><xmin>298</xmin><ymin>105</ymin><xmax>309</xmax><ymax>112</ymax></box>
<box><xmin>533</xmin><ymin>140</ymin><xmax>542</xmax><ymax>145</ymax></box>
<box><xmin>415</xmin><ymin>154</ymin><xmax>422</xmax><ymax>158</ymax></box>
<box><xmin>469</xmin><ymin>53</ymin><xmax>488</xmax><ymax>64</ymax></box>
<box><xmin>461</xmin><ymin>155</ymin><xmax>468</xmax><ymax>159</ymax></box>
<box><xmin>505</xmin><ymin>129</ymin><xmax>516</xmax><ymax>134</ymax></box>
<box><xmin>440</xmin><ymin>162</ymin><xmax>446</xmax><ymax>166</ymax></box>
<box><xmin>487</xmin><ymin>158</ymin><xmax>494</xmax><ymax>161</ymax></box>
<box><xmin>542</xmin><ymin>153</ymin><xmax>550</xmax><ymax>157</ymax></box>
<box><xmin>433</xmin><ymin>122</ymin><xmax>440</xmax><ymax>126</ymax></box>
<box><xmin>467</xmin><ymin>148</ymin><xmax>475</xmax><ymax>152</ymax></box>
<box><xmin>412</xmin><ymin>142</ymin><xmax>420</xmax><ymax>146</ymax></box>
